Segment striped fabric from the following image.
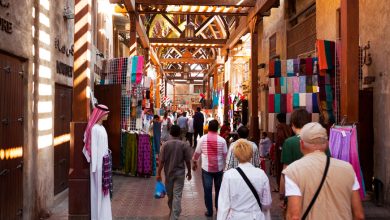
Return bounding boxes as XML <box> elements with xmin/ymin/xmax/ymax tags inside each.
<box><xmin>193</xmin><ymin>132</ymin><xmax>228</xmax><ymax>172</ymax></box>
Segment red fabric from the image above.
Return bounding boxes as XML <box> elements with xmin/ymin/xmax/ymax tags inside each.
<box><xmin>305</xmin><ymin>58</ymin><xmax>313</xmax><ymax>75</ymax></box>
<box><xmin>275</xmin><ymin>78</ymin><xmax>281</xmax><ymax>94</ymax></box>
<box><xmin>268</xmin><ymin>94</ymin><xmax>275</xmax><ymax>113</ymax></box>
<box><xmin>316</xmin><ymin>40</ymin><xmax>328</xmax><ymax>71</ymax></box>
<box><xmin>220</xmin><ymin>125</ymin><xmax>231</xmax><ymax>139</ymax></box>
<box><xmin>83</xmin><ymin>104</ymin><xmax>109</xmax><ymax>159</ymax></box>
<box><xmin>287</xmin><ymin>93</ymin><xmax>293</xmax><ymax>113</ymax></box>
<box><xmin>269</xmin><ymin>60</ymin><xmax>275</xmax><ymax>77</ymax></box>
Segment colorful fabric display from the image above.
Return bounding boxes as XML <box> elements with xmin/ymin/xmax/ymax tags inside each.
<box><xmin>287</xmin><ymin>59</ymin><xmax>294</xmax><ymax>76</ymax></box>
<box><xmin>269</xmin><ymin>78</ymin><xmax>275</xmax><ymax>94</ymax></box>
<box><xmin>126</xmin><ymin>57</ymin><xmax>132</xmax><ymax>91</ymax></box>
<box><xmin>325</xmin><ymin>85</ymin><xmax>333</xmax><ymax>102</ymax></box>
<box><xmin>281</xmin><ymin>60</ymin><xmax>287</xmax><ymax>77</ymax></box>
<box><xmin>137</xmin><ymin>56</ymin><xmax>144</xmax><ymax>73</ymax></box>
<box><xmin>316</xmin><ymin>40</ymin><xmax>336</xmax><ymax>72</ymax></box>
<box><xmin>268</xmin><ymin>94</ymin><xmax>275</xmax><ymax>113</ymax></box>
<box><xmin>293</xmin><ymin>93</ymin><xmax>300</xmax><ymax>109</ymax></box>
<box><xmin>299</xmin><ymin>76</ymin><xmax>306</xmax><ymax>93</ymax></box>
<box><xmin>280</xmin><ymin>77</ymin><xmax>287</xmax><ymax>94</ymax></box>
<box><xmin>313</xmin><ymin>57</ymin><xmax>318</xmax><ymax>75</ymax></box>
<box><xmin>293</xmin><ymin>77</ymin><xmax>300</xmax><ymax>93</ymax></box>
<box><xmin>287</xmin><ymin>93</ymin><xmax>293</xmax><ymax>113</ymax></box>
<box><xmin>274</xmin><ymin>60</ymin><xmax>281</xmax><ymax>77</ymax></box>
<box><xmin>269</xmin><ymin>60</ymin><xmax>275</xmax><ymax>77</ymax></box>
<box><xmin>306</xmin><ymin>76</ymin><xmax>313</xmax><ymax>93</ymax></box>
<box><xmin>137</xmin><ymin>134</ymin><xmax>151</xmax><ymax>176</ymax></box>
<box><xmin>275</xmin><ymin>78</ymin><xmax>281</xmax><ymax>94</ymax></box>
<box><xmin>287</xmin><ymin>77</ymin><xmax>294</xmax><ymax>94</ymax></box>
<box><xmin>274</xmin><ymin>94</ymin><xmax>281</xmax><ymax>113</ymax></box>
<box><xmin>305</xmin><ymin>58</ymin><xmax>313</xmax><ymax>75</ymax></box>
<box><xmin>299</xmin><ymin>59</ymin><xmax>306</xmax><ymax>75</ymax></box>
<box><xmin>293</xmin><ymin>59</ymin><xmax>300</xmax><ymax>75</ymax></box>
<box><xmin>280</xmin><ymin>94</ymin><xmax>287</xmax><ymax>113</ymax></box>
<box><xmin>131</xmin><ymin>56</ymin><xmax>138</xmax><ymax>83</ymax></box>
<box><xmin>299</xmin><ymin>93</ymin><xmax>306</xmax><ymax>107</ymax></box>
<box><xmin>306</xmin><ymin>93</ymin><xmax>313</xmax><ymax>113</ymax></box>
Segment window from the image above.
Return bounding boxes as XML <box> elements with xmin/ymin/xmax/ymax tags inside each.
<box><xmin>269</xmin><ymin>33</ymin><xmax>277</xmax><ymax>59</ymax></box>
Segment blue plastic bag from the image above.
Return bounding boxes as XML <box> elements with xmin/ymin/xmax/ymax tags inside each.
<box><xmin>154</xmin><ymin>181</ymin><xmax>166</xmax><ymax>199</ymax></box>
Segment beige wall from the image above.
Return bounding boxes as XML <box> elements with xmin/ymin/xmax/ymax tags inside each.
<box><xmin>316</xmin><ymin>0</ymin><xmax>340</xmax><ymax>40</ymax></box>
<box><xmin>359</xmin><ymin>0</ymin><xmax>390</xmax><ymax>204</ymax></box>
<box><xmin>167</xmin><ymin>84</ymin><xmax>201</xmax><ymax>108</ymax></box>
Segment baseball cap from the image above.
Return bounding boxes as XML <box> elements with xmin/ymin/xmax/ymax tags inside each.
<box><xmin>300</xmin><ymin>122</ymin><xmax>328</xmax><ymax>144</ymax></box>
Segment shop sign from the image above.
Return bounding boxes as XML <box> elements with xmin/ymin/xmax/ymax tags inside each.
<box><xmin>0</xmin><ymin>0</ymin><xmax>12</xmax><ymax>34</ymax></box>
<box><xmin>55</xmin><ymin>37</ymin><xmax>74</xmax><ymax>57</ymax></box>
<box><xmin>56</xmin><ymin>60</ymin><xmax>73</xmax><ymax>77</ymax></box>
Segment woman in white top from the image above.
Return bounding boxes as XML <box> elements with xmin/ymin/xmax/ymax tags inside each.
<box><xmin>161</xmin><ymin>112</ymin><xmax>172</xmax><ymax>142</ymax></box>
<box><xmin>218</xmin><ymin>139</ymin><xmax>272</xmax><ymax>220</ymax></box>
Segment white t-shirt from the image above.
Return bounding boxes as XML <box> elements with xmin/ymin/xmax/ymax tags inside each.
<box><xmin>285</xmin><ymin>175</ymin><xmax>360</xmax><ymax>196</ymax></box>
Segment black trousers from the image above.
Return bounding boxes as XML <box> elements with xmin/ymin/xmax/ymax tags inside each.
<box><xmin>186</xmin><ymin>132</ymin><xmax>194</xmax><ymax>147</ymax></box>
<box><xmin>193</xmin><ymin>128</ymin><xmax>204</xmax><ymax>148</ymax></box>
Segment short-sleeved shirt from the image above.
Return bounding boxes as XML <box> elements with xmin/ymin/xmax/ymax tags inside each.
<box><xmin>281</xmin><ymin>135</ymin><xmax>331</xmax><ymax>165</ymax></box>
<box><xmin>160</xmin><ymin>137</ymin><xmax>192</xmax><ymax>177</ymax></box>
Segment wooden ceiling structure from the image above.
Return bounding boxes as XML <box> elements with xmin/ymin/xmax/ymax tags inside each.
<box><xmin>110</xmin><ymin>0</ymin><xmax>279</xmax><ymax>83</ymax></box>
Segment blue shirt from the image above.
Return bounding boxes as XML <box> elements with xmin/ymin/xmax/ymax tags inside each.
<box><xmin>177</xmin><ymin>116</ymin><xmax>188</xmax><ymax>129</ymax></box>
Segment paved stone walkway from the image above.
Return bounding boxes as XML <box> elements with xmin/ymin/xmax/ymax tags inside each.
<box><xmin>49</xmin><ymin>167</ymin><xmax>390</xmax><ymax>220</ymax></box>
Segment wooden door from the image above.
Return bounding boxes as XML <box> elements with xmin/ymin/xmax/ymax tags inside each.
<box><xmin>54</xmin><ymin>84</ymin><xmax>72</xmax><ymax>195</ymax></box>
<box><xmin>0</xmin><ymin>52</ymin><xmax>25</xmax><ymax>219</ymax></box>
<box><xmin>94</xmin><ymin>84</ymin><xmax>121</xmax><ymax>169</ymax></box>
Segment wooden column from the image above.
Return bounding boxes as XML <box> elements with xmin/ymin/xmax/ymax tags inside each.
<box><xmin>249</xmin><ymin>18</ymin><xmax>260</xmax><ymax>142</ymax></box>
<box><xmin>69</xmin><ymin>0</ymin><xmax>92</xmax><ymax>219</ymax></box>
<box><xmin>129</xmin><ymin>13</ymin><xmax>138</xmax><ymax>56</ymax></box>
<box><xmin>340</xmin><ymin>0</ymin><xmax>359</xmax><ymax>122</ymax></box>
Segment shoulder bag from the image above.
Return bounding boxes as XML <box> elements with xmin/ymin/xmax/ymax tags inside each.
<box><xmin>236</xmin><ymin>167</ymin><xmax>262</xmax><ymax>211</ymax></box>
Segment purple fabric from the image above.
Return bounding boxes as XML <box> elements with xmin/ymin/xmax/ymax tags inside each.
<box><xmin>349</xmin><ymin>127</ymin><xmax>366</xmax><ymax>199</ymax></box>
<box><xmin>137</xmin><ymin>134</ymin><xmax>152</xmax><ymax>175</ymax></box>
<box><xmin>102</xmin><ymin>153</ymin><xmax>112</xmax><ymax>197</ymax></box>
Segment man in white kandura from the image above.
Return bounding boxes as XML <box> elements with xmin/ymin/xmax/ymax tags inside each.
<box><xmin>83</xmin><ymin>104</ymin><xmax>112</xmax><ymax>220</ymax></box>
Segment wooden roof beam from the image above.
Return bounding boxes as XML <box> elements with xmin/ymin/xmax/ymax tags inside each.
<box><xmin>195</xmin><ymin>16</ymin><xmax>215</xmax><ymax>36</ymax></box>
<box><xmin>162</xmin><ymin>14</ymin><xmax>183</xmax><ymax>35</ymax></box>
<box><xmin>160</xmin><ymin>58</ymin><xmax>215</xmax><ymax>64</ymax></box>
<box><xmin>138</xmin><ymin>11</ymin><xmax>248</xmax><ymax>16</ymax></box>
<box><xmin>135</xmin><ymin>0</ymin><xmax>256</xmax><ymax>7</ymax></box>
<box><xmin>150</xmin><ymin>38</ymin><xmax>226</xmax><ymax>45</ymax></box>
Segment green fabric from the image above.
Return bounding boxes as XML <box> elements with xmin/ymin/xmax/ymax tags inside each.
<box><xmin>293</xmin><ymin>93</ymin><xmax>300</xmax><ymax>109</ymax></box>
<box><xmin>124</xmin><ymin>133</ymin><xmax>137</xmax><ymax>175</ymax></box>
<box><xmin>150</xmin><ymin>136</ymin><xmax>156</xmax><ymax>176</ymax></box>
<box><xmin>274</xmin><ymin>94</ymin><xmax>281</xmax><ymax>113</ymax></box>
<box><xmin>281</xmin><ymin>135</ymin><xmax>331</xmax><ymax>165</ymax></box>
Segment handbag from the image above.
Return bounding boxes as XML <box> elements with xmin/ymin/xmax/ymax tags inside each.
<box><xmin>301</xmin><ymin>156</ymin><xmax>330</xmax><ymax>220</ymax></box>
<box><xmin>236</xmin><ymin>167</ymin><xmax>262</xmax><ymax>211</ymax></box>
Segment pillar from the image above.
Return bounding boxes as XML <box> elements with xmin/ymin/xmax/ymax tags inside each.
<box><xmin>224</xmin><ymin>81</ymin><xmax>229</xmax><ymax>121</ymax></box>
<box><xmin>249</xmin><ymin>17</ymin><xmax>260</xmax><ymax>142</ymax></box>
<box><xmin>340</xmin><ymin>0</ymin><xmax>359</xmax><ymax>122</ymax></box>
<box><xmin>69</xmin><ymin>0</ymin><xmax>92</xmax><ymax>219</ymax></box>
<box><xmin>129</xmin><ymin>13</ymin><xmax>137</xmax><ymax>56</ymax></box>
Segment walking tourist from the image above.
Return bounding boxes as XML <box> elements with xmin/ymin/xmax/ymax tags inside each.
<box><xmin>218</xmin><ymin>139</ymin><xmax>272</xmax><ymax>220</ymax></box>
<box><xmin>225</xmin><ymin>126</ymin><xmax>260</xmax><ymax>170</ymax></box>
<box><xmin>193</xmin><ymin>107</ymin><xmax>205</xmax><ymax>147</ymax></box>
<box><xmin>151</xmin><ymin>115</ymin><xmax>162</xmax><ymax>154</ymax></box>
<box><xmin>83</xmin><ymin>104</ymin><xmax>112</xmax><ymax>220</ymax></box>
<box><xmin>156</xmin><ymin>125</ymin><xmax>192</xmax><ymax>220</ymax></box>
<box><xmin>186</xmin><ymin>113</ymin><xmax>194</xmax><ymax>147</ymax></box>
<box><xmin>161</xmin><ymin>112</ymin><xmax>172</xmax><ymax>142</ymax></box>
<box><xmin>283</xmin><ymin>122</ymin><xmax>365</xmax><ymax>220</ymax></box>
<box><xmin>192</xmin><ymin>120</ymin><xmax>228</xmax><ymax>217</ymax></box>
<box><xmin>177</xmin><ymin>112</ymin><xmax>188</xmax><ymax>141</ymax></box>
<box><xmin>259</xmin><ymin>132</ymin><xmax>272</xmax><ymax>158</ymax></box>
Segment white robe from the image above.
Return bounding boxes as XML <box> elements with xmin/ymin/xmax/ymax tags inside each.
<box><xmin>90</xmin><ymin>124</ymin><xmax>112</xmax><ymax>220</ymax></box>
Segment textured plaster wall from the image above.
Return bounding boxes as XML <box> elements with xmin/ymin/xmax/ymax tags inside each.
<box><xmin>316</xmin><ymin>0</ymin><xmax>340</xmax><ymax>41</ymax></box>
<box><xmin>258</xmin><ymin>0</ymin><xmax>287</xmax><ymax>132</ymax></box>
<box><xmin>359</xmin><ymin>0</ymin><xmax>390</xmax><ymax>204</ymax></box>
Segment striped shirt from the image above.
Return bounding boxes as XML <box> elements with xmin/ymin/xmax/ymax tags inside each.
<box><xmin>192</xmin><ymin>132</ymin><xmax>228</xmax><ymax>172</ymax></box>
<box><xmin>225</xmin><ymin>139</ymin><xmax>260</xmax><ymax>171</ymax></box>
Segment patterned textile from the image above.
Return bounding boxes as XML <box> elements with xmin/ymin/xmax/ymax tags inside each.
<box><xmin>102</xmin><ymin>151</ymin><xmax>113</xmax><ymax>198</ymax></box>
<box><xmin>281</xmin><ymin>77</ymin><xmax>287</xmax><ymax>94</ymax></box>
<box><xmin>305</xmin><ymin>58</ymin><xmax>313</xmax><ymax>75</ymax></box>
<box><xmin>299</xmin><ymin>76</ymin><xmax>306</xmax><ymax>93</ymax></box>
<box><xmin>287</xmin><ymin>93</ymin><xmax>293</xmax><ymax>113</ymax></box>
<box><xmin>269</xmin><ymin>60</ymin><xmax>275</xmax><ymax>77</ymax></box>
<box><xmin>137</xmin><ymin>134</ymin><xmax>152</xmax><ymax>175</ymax></box>
<box><xmin>269</xmin><ymin>78</ymin><xmax>275</xmax><ymax>94</ymax></box>
<box><xmin>281</xmin><ymin>60</ymin><xmax>287</xmax><ymax>77</ymax></box>
<box><xmin>274</xmin><ymin>60</ymin><xmax>281</xmax><ymax>77</ymax></box>
<box><xmin>275</xmin><ymin>78</ymin><xmax>281</xmax><ymax>93</ymax></box>
<box><xmin>287</xmin><ymin>59</ymin><xmax>294</xmax><ymax>76</ymax></box>
<box><xmin>293</xmin><ymin>59</ymin><xmax>300</xmax><ymax>74</ymax></box>
<box><xmin>268</xmin><ymin>94</ymin><xmax>275</xmax><ymax>113</ymax></box>
<box><xmin>274</xmin><ymin>94</ymin><xmax>281</xmax><ymax>113</ymax></box>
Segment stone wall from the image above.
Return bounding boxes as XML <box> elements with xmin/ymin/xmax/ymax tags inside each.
<box><xmin>316</xmin><ymin>0</ymin><xmax>340</xmax><ymax>40</ymax></box>
<box><xmin>359</xmin><ymin>0</ymin><xmax>390</xmax><ymax>205</ymax></box>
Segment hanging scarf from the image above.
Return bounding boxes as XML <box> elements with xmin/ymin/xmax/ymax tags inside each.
<box><xmin>83</xmin><ymin>104</ymin><xmax>110</xmax><ymax>162</ymax></box>
<box><xmin>102</xmin><ymin>149</ymin><xmax>113</xmax><ymax>197</ymax></box>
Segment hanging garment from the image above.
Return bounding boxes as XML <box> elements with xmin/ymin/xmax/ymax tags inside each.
<box><xmin>313</xmin><ymin>57</ymin><xmax>319</xmax><ymax>75</ymax></box>
<box><xmin>287</xmin><ymin>59</ymin><xmax>295</xmax><ymax>76</ymax></box>
<box><xmin>280</xmin><ymin>94</ymin><xmax>287</xmax><ymax>113</ymax></box>
<box><xmin>287</xmin><ymin>77</ymin><xmax>294</xmax><ymax>94</ymax></box>
<box><xmin>274</xmin><ymin>60</ymin><xmax>281</xmax><ymax>77</ymax></box>
<box><xmin>269</xmin><ymin>60</ymin><xmax>275</xmax><ymax>77</ymax></box>
<box><xmin>150</xmin><ymin>136</ymin><xmax>156</xmax><ymax>176</ymax></box>
<box><xmin>269</xmin><ymin>78</ymin><xmax>275</xmax><ymax>94</ymax></box>
<box><xmin>316</xmin><ymin>40</ymin><xmax>336</xmax><ymax>71</ymax></box>
<box><xmin>268</xmin><ymin>94</ymin><xmax>275</xmax><ymax>113</ymax></box>
<box><xmin>124</xmin><ymin>133</ymin><xmax>138</xmax><ymax>176</ymax></box>
<box><xmin>293</xmin><ymin>77</ymin><xmax>300</xmax><ymax>93</ymax></box>
<box><xmin>281</xmin><ymin>60</ymin><xmax>287</xmax><ymax>77</ymax></box>
<box><xmin>268</xmin><ymin>113</ymin><xmax>276</xmax><ymax>132</ymax></box>
<box><xmin>280</xmin><ymin>77</ymin><xmax>287</xmax><ymax>94</ymax></box>
<box><xmin>306</xmin><ymin>76</ymin><xmax>313</xmax><ymax>93</ymax></box>
<box><xmin>293</xmin><ymin>59</ymin><xmax>300</xmax><ymax>75</ymax></box>
<box><xmin>305</xmin><ymin>58</ymin><xmax>313</xmax><ymax>75</ymax></box>
<box><xmin>274</xmin><ymin>94</ymin><xmax>281</xmax><ymax>113</ymax></box>
<box><xmin>137</xmin><ymin>56</ymin><xmax>144</xmax><ymax>73</ymax></box>
<box><xmin>299</xmin><ymin>59</ymin><xmax>306</xmax><ymax>75</ymax></box>
<box><xmin>287</xmin><ymin>93</ymin><xmax>293</xmax><ymax>113</ymax></box>
<box><xmin>293</xmin><ymin>93</ymin><xmax>300</xmax><ymax>109</ymax></box>
<box><xmin>312</xmin><ymin>93</ymin><xmax>320</xmax><ymax>113</ymax></box>
<box><xmin>299</xmin><ymin>76</ymin><xmax>306</xmax><ymax>93</ymax></box>
<box><xmin>299</xmin><ymin>93</ymin><xmax>306</xmax><ymax>107</ymax></box>
<box><xmin>121</xmin><ymin>132</ymin><xmax>127</xmax><ymax>169</ymax></box>
<box><xmin>306</xmin><ymin>93</ymin><xmax>313</xmax><ymax>113</ymax></box>
<box><xmin>137</xmin><ymin>134</ymin><xmax>151</xmax><ymax>176</ymax></box>
<box><xmin>275</xmin><ymin>78</ymin><xmax>281</xmax><ymax>94</ymax></box>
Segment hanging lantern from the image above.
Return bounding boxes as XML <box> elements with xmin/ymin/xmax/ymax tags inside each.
<box><xmin>184</xmin><ymin>23</ymin><xmax>195</xmax><ymax>41</ymax></box>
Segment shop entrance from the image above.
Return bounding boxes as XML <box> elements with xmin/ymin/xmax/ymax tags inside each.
<box><xmin>54</xmin><ymin>84</ymin><xmax>72</xmax><ymax>195</ymax></box>
<box><xmin>0</xmin><ymin>52</ymin><xmax>25</xmax><ymax>219</ymax></box>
